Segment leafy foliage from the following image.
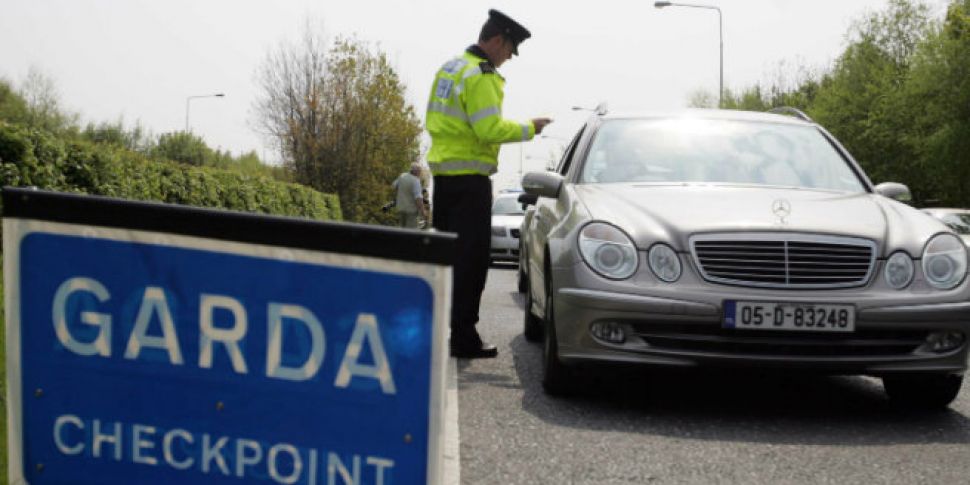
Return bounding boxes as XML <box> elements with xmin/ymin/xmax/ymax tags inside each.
<box><xmin>696</xmin><ymin>0</ymin><xmax>970</xmax><ymax>207</ymax></box>
<box><xmin>18</xmin><ymin>67</ymin><xmax>79</xmax><ymax>135</ymax></box>
<box><xmin>0</xmin><ymin>74</ymin><xmax>327</xmax><ymax>217</ymax></box>
<box><xmin>81</xmin><ymin>118</ymin><xmax>153</xmax><ymax>153</ymax></box>
<box><xmin>254</xmin><ymin>32</ymin><xmax>423</xmax><ymax>224</ymax></box>
<box><xmin>151</xmin><ymin>131</ymin><xmax>224</xmax><ymax>167</ymax></box>
<box><xmin>0</xmin><ymin>122</ymin><xmax>341</xmax><ymax>221</ymax></box>
<box><xmin>894</xmin><ymin>0</ymin><xmax>970</xmax><ymax>205</ymax></box>
<box><xmin>0</xmin><ymin>73</ymin><xmax>293</xmax><ymax>185</ymax></box>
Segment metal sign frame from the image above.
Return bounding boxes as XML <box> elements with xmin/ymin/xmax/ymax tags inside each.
<box><xmin>3</xmin><ymin>187</ymin><xmax>455</xmax><ymax>484</ymax></box>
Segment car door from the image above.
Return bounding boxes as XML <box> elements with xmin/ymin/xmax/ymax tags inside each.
<box><xmin>527</xmin><ymin>125</ymin><xmax>587</xmax><ymax>310</ymax></box>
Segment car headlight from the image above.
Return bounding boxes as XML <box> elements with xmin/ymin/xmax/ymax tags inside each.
<box><xmin>578</xmin><ymin>222</ymin><xmax>638</xmax><ymax>279</ymax></box>
<box><xmin>884</xmin><ymin>251</ymin><xmax>914</xmax><ymax>289</ymax></box>
<box><xmin>491</xmin><ymin>226</ymin><xmax>506</xmax><ymax>237</ymax></box>
<box><xmin>648</xmin><ymin>243</ymin><xmax>682</xmax><ymax>282</ymax></box>
<box><xmin>922</xmin><ymin>234</ymin><xmax>968</xmax><ymax>290</ymax></box>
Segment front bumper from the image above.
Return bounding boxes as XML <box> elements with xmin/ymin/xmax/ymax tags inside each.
<box><xmin>553</xmin><ymin>285</ymin><xmax>970</xmax><ymax>375</ymax></box>
<box><xmin>490</xmin><ymin>234</ymin><xmax>519</xmax><ymax>261</ymax></box>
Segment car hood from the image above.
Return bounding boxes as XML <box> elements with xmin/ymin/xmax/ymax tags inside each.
<box><xmin>574</xmin><ymin>184</ymin><xmax>947</xmax><ymax>256</ymax></box>
<box><xmin>492</xmin><ymin>214</ymin><xmax>524</xmax><ymax>227</ymax></box>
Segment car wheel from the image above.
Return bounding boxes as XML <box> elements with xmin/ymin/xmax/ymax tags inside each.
<box><xmin>882</xmin><ymin>374</ymin><xmax>963</xmax><ymax>411</ymax></box>
<box><xmin>523</xmin><ymin>281</ymin><xmax>543</xmax><ymax>342</ymax></box>
<box><xmin>541</xmin><ymin>276</ymin><xmax>573</xmax><ymax>395</ymax></box>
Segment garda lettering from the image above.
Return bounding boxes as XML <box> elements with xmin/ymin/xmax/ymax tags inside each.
<box><xmin>52</xmin><ymin>276</ymin><xmax>397</xmax><ymax>393</ymax></box>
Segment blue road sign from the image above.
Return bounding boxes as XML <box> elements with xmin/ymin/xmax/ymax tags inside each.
<box><xmin>4</xmin><ymin>188</ymin><xmax>454</xmax><ymax>485</ymax></box>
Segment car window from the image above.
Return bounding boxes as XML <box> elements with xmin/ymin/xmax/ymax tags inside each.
<box><xmin>492</xmin><ymin>196</ymin><xmax>525</xmax><ymax>215</ymax></box>
<box><xmin>578</xmin><ymin>118</ymin><xmax>866</xmax><ymax>192</ymax></box>
<box><xmin>941</xmin><ymin>213</ymin><xmax>970</xmax><ymax>235</ymax></box>
<box><xmin>556</xmin><ymin>126</ymin><xmax>586</xmax><ymax>176</ymax></box>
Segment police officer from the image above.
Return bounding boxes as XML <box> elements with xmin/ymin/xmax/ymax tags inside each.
<box><xmin>426</xmin><ymin>9</ymin><xmax>551</xmax><ymax>359</ymax></box>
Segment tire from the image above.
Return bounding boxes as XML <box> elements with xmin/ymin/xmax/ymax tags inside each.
<box><xmin>517</xmin><ymin>258</ymin><xmax>528</xmax><ymax>293</ymax></box>
<box><xmin>523</xmin><ymin>281</ymin><xmax>543</xmax><ymax>342</ymax></box>
<box><xmin>541</xmin><ymin>276</ymin><xmax>573</xmax><ymax>395</ymax></box>
<box><xmin>883</xmin><ymin>374</ymin><xmax>963</xmax><ymax>411</ymax></box>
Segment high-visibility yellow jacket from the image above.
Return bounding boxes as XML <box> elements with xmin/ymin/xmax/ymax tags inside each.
<box><xmin>426</xmin><ymin>49</ymin><xmax>535</xmax><ymax>176</ymax></box>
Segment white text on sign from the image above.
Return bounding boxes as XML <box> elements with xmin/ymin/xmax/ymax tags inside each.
<box><xmin>54</xmin><ymin>413</ymin><xmax>395</xmax><ymax>485</ymax></box>
<box><xmin>51</xmin><ymin>276</ymin><xmax>397</xmax><ymax>394</ymax></box>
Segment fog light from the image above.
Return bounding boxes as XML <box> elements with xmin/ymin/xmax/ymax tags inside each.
<box><xmin>923</xmin><ymin>331</ymin><xmax>966</xmax><ymax>353</ymax></box>
<box><xmin>590</xmin><ymin>321</ymin><xmax>626</xmax><ymax>343</ymax></box>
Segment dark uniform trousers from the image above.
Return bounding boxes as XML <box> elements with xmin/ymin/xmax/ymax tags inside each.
<box><xmin>432</xmin><ymin>174</ymin><xmax>492</xmax><ymax>349</ymax></box>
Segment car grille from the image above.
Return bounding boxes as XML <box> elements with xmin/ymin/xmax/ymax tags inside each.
<box><xmin>690</xmin><ymin>234</ymin><xmax>876</xmax><ymax>289</ymax></box>
<box><xmin>633</xmin><ymin>323</ymin><xmax>927</xmax><ymax>358</ymax></box>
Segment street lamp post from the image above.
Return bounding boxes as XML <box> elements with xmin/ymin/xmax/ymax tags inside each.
<box><xmin>185</xmin><ymin>93</ymin><xmax>225</xmax><ymax>132</ymax></box>
<box><xmin>654</xmin><ymin>1</ymin><xmax>723</xmax><ymax>107</ymax></box>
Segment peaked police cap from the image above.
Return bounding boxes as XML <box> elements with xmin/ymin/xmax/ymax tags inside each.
<box><xmin>486</xmin><ymin>9</ymin><xmax>531</xmax><ymax>55</ymax></box>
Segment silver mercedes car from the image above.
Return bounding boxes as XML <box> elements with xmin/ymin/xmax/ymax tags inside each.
<box><xmin>520</xmin><ymin>108</ymin><xmax>970</xmax><ymax>409</ymax></box>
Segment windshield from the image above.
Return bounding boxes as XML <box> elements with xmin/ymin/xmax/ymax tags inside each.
<box><xmin>492</xmin><ymin>196</ymin><xmax>525</xmax><ymax>215</ymax></box>
<box><xmin>579</xmin><ymin>118</ymin><xmax>866</xmax><ymax>192</ymax></box>
<box><xmin>941</xmin><ymin>213</ymin><xmax>970</xmax><ymax>235</ymax></box>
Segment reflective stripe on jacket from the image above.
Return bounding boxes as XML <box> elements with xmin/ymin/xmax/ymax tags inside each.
<box><xmin>426</xmin><ymin>51</ymin><xmax>535</xmax><ymax>176</ymax></box>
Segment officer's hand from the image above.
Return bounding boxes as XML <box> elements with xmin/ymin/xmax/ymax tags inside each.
<box><xmin>532</xmin><ymin>118</ymin><xmax>553</xmax><ymax>135</ymax></box>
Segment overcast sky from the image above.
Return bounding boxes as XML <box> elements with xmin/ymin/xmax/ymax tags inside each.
<box><xmin>0</xmin><ymin>0</ymin><xmax>950</xmax><ymax>191</ymax></box>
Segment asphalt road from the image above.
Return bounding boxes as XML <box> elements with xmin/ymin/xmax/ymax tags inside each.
<box><xmin>456</xmin><ymin>265</ymin><xmax>970</xmax><ymax>485</ymax></box>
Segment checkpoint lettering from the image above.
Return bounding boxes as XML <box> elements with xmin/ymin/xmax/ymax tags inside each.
<box><xmin>53</xmin><ymin>414</ymin><xmax>395</xmax><ymax>485</ymax></box>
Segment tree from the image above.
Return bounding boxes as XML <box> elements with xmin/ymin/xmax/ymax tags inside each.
<box><xmin>808</xmin><ymin>0</ymin><xmax>932</xmax><ymax>198</ymax></box>
<box><xmin>687</xmin><ymin>88</ymin><xmax>718</xmax><ymax>109</ymax></box>
<box><xmin>0</xmin><ymin>78</ymin><xmax>29</xmax><ymax>124</ymax></box>
<box><xmin>893</xmin><ymin>0</ymin><xmax>970</xmax><ymax>205</ymax></box>
<box><xmin>19</xmin><ymin>67</ymin><xmax>78</xmax><ymax>133</ymax></box>
<box><xmin>81</xmin><ymin>118</ymin><xmax>153</xmax><ymax>153</ymax></box>
<box><xmin>253</xmin><ymin>28</ymin><xmax>423</xmax><ymax>224</ymax></box>
<box><xmin>690</xmin><ymin>0</ymin><xmax>970</xmax><ymax>207</ymax></box>
<box><xmin>151</xmin><ymin>131</ymin><xmax>214</xmax><ymax>166</ymax></box>
<box><xmin>691</xmin><ymin>59</ymin><xmax>821</xmax><ymax>111</ymax></box>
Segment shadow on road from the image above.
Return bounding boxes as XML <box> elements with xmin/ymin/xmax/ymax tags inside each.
<box><xmin>497</xmin><ymin>292</ymin><xmax>970</xmax><ymax>446</ymax></box>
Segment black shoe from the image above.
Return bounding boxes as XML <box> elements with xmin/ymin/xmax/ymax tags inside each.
<box><xmin>450</xmin><ymin>342</ymin><xmax>498</xmax><ymax>359</ymax></box>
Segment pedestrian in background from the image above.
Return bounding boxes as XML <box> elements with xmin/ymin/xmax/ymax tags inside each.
<box><xmin>425</xmin><ymin>9</ymin><xmax>551</xmax><ymax>358</ymax></box>
<box><xmin>391</xmin><ymin>162</ymin><xmax>428</xmax><ymax>229</ymax></box>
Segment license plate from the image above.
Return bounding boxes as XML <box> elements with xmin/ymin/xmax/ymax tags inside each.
<box><xmin>724</xmin><ymin>301</ymin><xmax>855</xmax><ymax>332</ymax></box>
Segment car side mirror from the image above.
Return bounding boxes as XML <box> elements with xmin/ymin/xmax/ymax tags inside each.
<box><xmin>517</xmin><ymin>192</ymin><xmax>538</xmax><ymax>209</ymax></box>
<box><xmin>874</xmin><ymin>182</ymin><xmax>912</xmax><ymax>203</ymax></box>
<box><xmin>522</xmin><ymin>171</ymin><xmax>564</xmax><ymax>199</ymax></box>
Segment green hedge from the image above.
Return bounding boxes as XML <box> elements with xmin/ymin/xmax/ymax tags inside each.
<box><xmin>0</xmin><ymin>122</ymin><xmax>341</xmax><ymax>220</ymax></box>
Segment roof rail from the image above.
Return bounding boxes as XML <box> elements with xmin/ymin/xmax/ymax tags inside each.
<box><xmin>768</xmin><ymin>106</ymin><xmax>814</xmax><ymax>123</ymax></box>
